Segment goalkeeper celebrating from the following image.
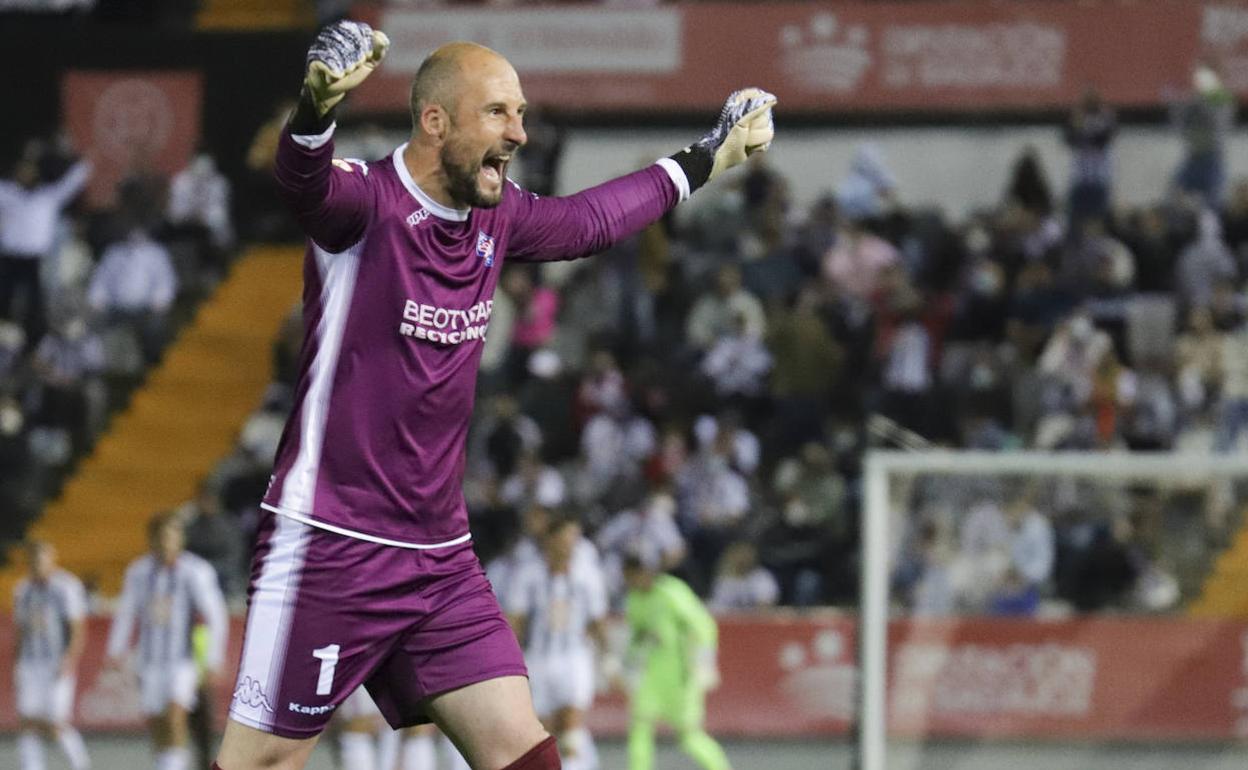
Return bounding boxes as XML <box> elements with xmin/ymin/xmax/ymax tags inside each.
<box><xmin>216</xmin><ymin>18</ymin><xmax>773</xmax><ymax>770</ymax></box>
<box><xmin>620</xmin><ymin>553</ymin><xmax>731</xmax><ymax>770</ymax></box>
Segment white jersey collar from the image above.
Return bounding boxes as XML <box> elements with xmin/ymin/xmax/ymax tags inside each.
<box><xmin>392</xmin><ymin>144</ymin><xmax>471</xmax><ymax>222</ymax></box>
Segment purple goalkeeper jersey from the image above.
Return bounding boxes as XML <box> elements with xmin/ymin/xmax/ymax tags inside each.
<box><xmin>263</xmin><ymin>126</ymin><xmax>684</xmax><ymax>547</ymax></box>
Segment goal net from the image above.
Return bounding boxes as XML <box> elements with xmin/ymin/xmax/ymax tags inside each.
<box><xmin>859</xmin><ymin>451</ymin><xmax>1248</xmax><ymax>770</ymax></box>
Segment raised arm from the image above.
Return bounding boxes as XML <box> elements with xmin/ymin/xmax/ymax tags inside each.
<box><xmin>274</xmin><ymin>20</ymin><xmax>389</xmax><ymax>253</ymax></box>
<box><xmin>47</xmin><ymin>159</ymin><xmax>92</xmax><ymax>207</ymax></box>
<box><xmin>507</xmin><ymin>88</ymin><xmax>776</xmax><ymax>263</ymax></box>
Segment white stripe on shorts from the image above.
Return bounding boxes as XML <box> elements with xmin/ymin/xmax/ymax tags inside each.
<box><xmin>230</xmin><ymin>513</ymin><xmax>312</xmax><ymax>731</ymax></box>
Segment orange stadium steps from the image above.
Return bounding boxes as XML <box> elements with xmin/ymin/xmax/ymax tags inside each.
<box><xmin>0</xmin><ymin>246</ymin><xmax>303</xmax><ymax>606</ymax></box>
<box><xmin>1191</xmin><ymin>523</ymin><xmax>1248</xmax><ymax>617</ymax></box>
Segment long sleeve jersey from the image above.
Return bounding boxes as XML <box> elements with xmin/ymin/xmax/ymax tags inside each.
<box><xmin>106</xmin><ymin>552</ymin><xmax>228</xmax><ymax>670</ymax></box>
<box><xmin>262</xmin><ymin>124</ymin><xmax>685</xmax><ymax>547</ymax></box>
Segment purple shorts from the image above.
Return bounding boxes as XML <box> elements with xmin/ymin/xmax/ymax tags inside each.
<box><xmin>228</xmin><ymin>510</ymin><xmax>526</xmax><ymax>739</ymax></box>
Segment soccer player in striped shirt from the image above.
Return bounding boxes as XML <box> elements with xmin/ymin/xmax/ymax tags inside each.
<box><xmin>215</xmin><ymin>19</ymin><xmax>774</xmax><ymax>770</ymax></box>
<box><xmin>107</xmin><ymin>513</ymin><xmax>228</xmax><ymax>770</ymax></box>
<box><xmin>12</xmin><ymin>540</ymin><xmax>91</xmax><ymax>770</ymax></box>
<box><xmin>505</xmin><ymin>516</ymin><xmax>611</xmax><ymax>770</ymax></box>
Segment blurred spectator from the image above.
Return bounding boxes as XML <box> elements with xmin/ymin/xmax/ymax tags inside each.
<box><xmin>498</xmin><ymin>449</ymin><xmax>566</xmax><ymax>510</ymax></box>
<box><xmin>895</xmin><ymin>520</ymin><xmax>957</xmax><ymax>616</ymax></box>
<box><xmin>771</xmin><ymin>443</ymin><xmax>847</xmax><ymax>533</ymax></box>
<box><xmin>0</xmin><ymin>148</ymin><xmax>91</xmax><ymax>347</ymax></box>
<box><xmin>596</xmin><ymin>489</ymin><xmax>686</xmax><ymax>600</ymax></box>
<box><xmin>244</xmin><ymin>98</ymin><xmax>299</xmax><ymax>240</ymax></box>
<box><xmin>577</xmin><ymin>399</ymin><xmax>655</xmax><ymax>506</ymax></box>
<box><xmin>505</xmin><ymin>267</ymin><xmax>559</xmax><ymax>377</ymax></box>
<box><xmin>1059</xmin><ymin>217</ymin><xmax>1135</xmax><ymax>297</ymax></box>
<box><xmin>1177</xmin><ymin>307</ymin><xmax>1223</xmax><ymax>417</ymax></box>
<box><xmin>878</xmin><ymin>299</ymin><xmax>932</xmax><ymax>436</ymax></box>
<box><xmin>1039</xmin><ymin>310</ymin><xmax>1112</xmax><ymax>404</ymax></box>
<box><xmin>1064</xmin><ymin>88</ymin><xmax>1117</xmax><ymax>228</ymax></box>
<box><xmin>167</xmin><ymin>152</ymin><xmax>235</xmax><ymax>254</ymax></box>
<box><xmin>1222</xmin><ymin>179</ymin><xmax>1248</xmax><ymax>257</ymax></box>
<box><xmin>1088</xmin><ymin>349</ymin><xmax>1136</xmax><ymax>448</ymax></box>
<box><xmin>709</xmin><ymin>541</ymin><xmax>780</xmax><ymax>611</ymax></box>
<box><xmin>180</xmin><ymin>481</ymin><xmax>244</xmax><ymax>598</ymax></box>
<box><xmin>822</xmin><ymin>216</ymin><xmax>900</xmax><ymax>300</ymax></box>
<box><xmin>685</xmin><ymin>264</ymin><xmax>766</xmax><ymax>352</ymax></box>
<box><xmin>87</xmin><ymin>226</ymin><xmax>178</xmax><ymax>363</ymax></box>
<box><xmin>700</xmin><ymin>312</ymin><xmax>772</xmax><ymax>401</ymax></box>
<box><xmin>693</xmin><ymin>412</ymin><xmax>760</xmax><ymax>476</ymax></box>
<box><xmin>30</xmin><ymin>315</ymin><xmax>104</xmax><ymax>458</ymax></box>
<box><xmin>482</xmin><ymin>395</ymin><xmax>542</xmax><ymax>479</ymax></box>
<box><xmin>835</xmin><ymin>143</ymin><xmax>897</xmax><ymax>223</ymax></box>
<box><xmin>1172</xmin><ymin>63</ymin><xmax>1236</xmax><ymax>207</ymax></box>
<box><xmin>1176</xmin><ymin>209</ymin><xmax>1237</xmax><ymax>312</ymax></box>
<box><xmin>766</xmin><ymin>287</ymin><xmax>844</xmax><ymax>452</ymax></box>
<box><xmin>677</xmin><ymin>431</ymin><xmax>751</xmax><ymax>591</ymax></box>
<box><xmin>1006</xmin><ymin>146</ymin><xmax>1054</xmax><ymax>218</ymax></box>
<box><xmin>577</xmin><ymin>349</ymin><xmax>628</xmax><ymax>420</ymax></box>
<box><xmin>515</xmin><ymin>105</ymin><xmax>564</xmax><ymax>197</ymax></box>
<box><xmin>1215</xmin><ymin>318</ymin><xmax>1248</xmax><ymax>452</ymax></box>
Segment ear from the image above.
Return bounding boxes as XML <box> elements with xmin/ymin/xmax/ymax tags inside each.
<box><xmin>420</xmin><ymin>104</ymin><xmax>449</xmax><ymax>142</ymax></box>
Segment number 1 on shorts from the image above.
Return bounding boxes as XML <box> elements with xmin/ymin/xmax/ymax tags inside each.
<box><xmin>312</xmin><ymin>643</ymin><xmax>340</xmax><ymax>696</ymax></box>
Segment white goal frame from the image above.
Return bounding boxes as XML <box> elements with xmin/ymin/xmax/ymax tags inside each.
<box><xmin>859</xmin><ymin>450</ymin><xmax>1248</xmax><ymax>770</ymax></box>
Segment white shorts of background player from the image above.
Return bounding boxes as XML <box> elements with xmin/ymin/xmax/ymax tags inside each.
<box><xmin>527</xmin><ymin>648</ymin><xmax>595</xmax><ymax>717</ymax></box>
<box><xmin>15</xmin><ymin>662</ymin><xmax>77</xmax><ymax>723</ymax></box>
<box><xmin>138</xmin><ymin>661</ymin><xmax>200</xmax><ymax>716</ymax></box>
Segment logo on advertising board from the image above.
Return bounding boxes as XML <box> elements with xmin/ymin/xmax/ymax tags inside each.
<box><xmin>779</xmin><ymin>13</ymin><xmax>872</xmax><ymax>95</ymax></box>
<box><xmin>881</xmin><ymin>20</ymin><xmax>1066</xmax><ymax>90</ymax></box>
<box><xmin>777</xmin><ymin>628</ymin><xmax>856</xmax><ymax>720</ymax></box>
<box><xmin>890</xmin><ymin>640</ymin><xmax>1096</xmax><ymax>720</ymax></box>
<box><xmin>476</xmin><ymin>230</ymin><xmax>496</xmax><ymax>267</ymax></box>
<box><xmin>79</xmin><ymin>664</ymin><xmax>144</xmax><ymax>724</ymax></box>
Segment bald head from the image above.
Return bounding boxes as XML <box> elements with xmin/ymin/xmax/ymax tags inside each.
<box><xmin>402</xmin><ymin>41</ymin><xmax>527</xmax><ymax>209</ymax></box>
<box><xmin>409</xmin><ymin>42</ymin><xmax>511</xmax><ymax>129</ymax></box>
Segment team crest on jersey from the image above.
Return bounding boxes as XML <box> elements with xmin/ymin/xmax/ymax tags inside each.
<box><xmin>476</xmin><ymin>230</ymin><xmax>496</xmax><ymax>267</ymax></box>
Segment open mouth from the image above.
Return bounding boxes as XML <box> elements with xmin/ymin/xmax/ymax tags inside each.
<box><xmin>481</xmin><ymin>153</ymin><xmax>510</xmax><ymax>185</ymax></box>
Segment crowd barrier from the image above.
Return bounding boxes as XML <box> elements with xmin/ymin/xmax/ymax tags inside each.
<box><xmin>2</xmin><ymin>613</ymin><xmax>1245</xmax><ymax>739</ymax></box>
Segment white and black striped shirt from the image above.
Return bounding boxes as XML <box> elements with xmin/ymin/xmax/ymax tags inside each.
<box><xmin>13</xmin><ymin>570</ymin><xmax>87</xmax><ymax>664</ymax></box>
<box><xmin>106</xmin><ymin>552</ymin><xmax>227</xmax><ymax>670</ymax></box>
<box><xmin>506</xmin><ymin>549</ymin><xmax>607</xmax><ymax>658</ymax></box>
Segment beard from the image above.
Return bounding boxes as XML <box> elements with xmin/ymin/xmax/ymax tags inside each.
<box><xmin>440</xmin><ymin>139</ymin><xmax>504</xmax><ymax>209</ymax></box>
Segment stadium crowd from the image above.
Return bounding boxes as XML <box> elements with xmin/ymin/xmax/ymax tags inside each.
<box><xmin>177</xmin><ymin>76</ymin><xmax>1247</xmax><ymax>616</ymax></box>
<box><xmin>4</xmin><ymin>73</ymin><xmax>1247</xmax><ymax>618</ymax></box>
<box><xmin>0</xmin><ymin>133</ymin><xmax>235</xmax><ymax>550</ymax></box>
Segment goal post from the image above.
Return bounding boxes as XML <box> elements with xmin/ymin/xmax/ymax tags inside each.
<box><xmin>858</xmin><ymin>450</ymin><xmax>1248</xmax><ymax>770</ymax></box>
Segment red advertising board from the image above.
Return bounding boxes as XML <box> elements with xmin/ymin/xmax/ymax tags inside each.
<box><xmin>347</xmin><ymin>1</ymin><xmax>1248</xmax><ymax>115</ymax></box>
<box><xmin>61</xmin><ymin>70</ymin><xmax>203</xmax><ymax>208</ymax></box>
<box><xmin>2</xmin><ymin>614</ymin><xmax>1247</xmax><ymax>740</ymax></box>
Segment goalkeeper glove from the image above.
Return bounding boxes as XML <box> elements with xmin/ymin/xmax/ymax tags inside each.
<box><xmin>291</xmin><ymin>20</ymin><xmax>389</xmax><ymax>134</ymax></box>
<box><xmin>668</xmin><ymin>88</ymin><xmax>777</xmax><ymax>193</ymax></box>
<box><xmin>306</xmin><ymin>20</ymin><xmax>389</xmax><ymax>115</ymax></box>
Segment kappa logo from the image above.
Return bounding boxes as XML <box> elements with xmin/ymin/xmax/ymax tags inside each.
<box><xmin>407</xmin><ymin>208</ymin><xmax>431</xmax><ymax>227</ymax></box>
<box><xmin>476</xmin><ymin>230</ymin><xmax>496</xmax><ymax>267</ymax></box>
<box><xmin>289</xmin><ymin>701</ymin><xmax>337</xmax><ymax>715</ymax></box>
<box><xmin>232</xmin><ymin>675</ymin><xmax>276</xmax><ymax>713</ymax></box>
